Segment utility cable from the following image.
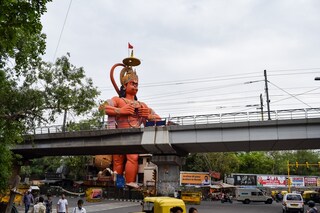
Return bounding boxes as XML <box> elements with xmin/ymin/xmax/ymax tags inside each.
<box><xmin>268</xmin><ymin>81</ymin><xmax>315</xmax><ymax>109</ymax></box>
<box><xmin>52</xmin><ymin>0</ymin><xmax>73</xmax><ymax>62</ymax></box>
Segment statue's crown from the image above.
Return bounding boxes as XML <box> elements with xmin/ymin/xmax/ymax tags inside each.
<box><xmin>120</xmin><ymin>67</ymin><xmax>139</xmax><ymax>86</ymax></box>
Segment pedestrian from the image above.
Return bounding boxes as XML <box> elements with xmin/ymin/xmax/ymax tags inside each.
<box><xmin>72</xmin><ymin>199</ymin><xmax>86</xmax><ymax>213</ymax></box>
<box><xmin>189</xmin><ymin>207</ymin><xmax>198</xmax><ymax>213</ymax></box>
<box><xmin>307</xmin><ymin>200</ymin><xmax>318</xmax><ymax>213</ymax></box>
<box><xmin>23</xmin><ymin>190</ymin><xmax>34</xmax><ymax>213</ymax></box>
<box><xmin>44</xmin><ymin>194</ymin><xmax>53</xmax><ymax>213</ymax></box>
<box><xmin>31</xmin><ymin>196</ymin><xmax>46</xmax><ymax>213</ymax></box>
<box><xmin>170</xmin><ymin>206</ymin><xmax>184</xmax><ymax>213</ymax></box>
<box><xmin>56</xmin><ymin>193</ymin><xmax>68</xmax><ymax>213</ymax></box>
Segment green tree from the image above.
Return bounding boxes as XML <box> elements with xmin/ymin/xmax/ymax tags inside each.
<box><xmin>0</xmin><ymin>0</ymin><xmax>51</xmax><ymax>193</ymax></box>
<box><xmin>0</xmin><ymin>0</ymin><xmax>51</xmax><ymax>80</ymax></box>
<box><xmin>0</xmin><ymin>71</ymin><xmax>45</xmax><ymax>192</ymax></box>
<box><xmin>237</xmin><ymin>152</ymin><xmax>274</xmax><ymax>174</ymax></box>
<box><xmin>289</xmin><ymin>150</ymin><xmax>320</xmax><ymax>176</ymax></box>
<box><xmin>64</xmin><ymin>156</ymin><xmax>91</xmax><ymax>181</ymax></box>
<box><xmin>0</xmin><ymin>1</ymin><xmax>101</xmax><ymax>195</ymax></box>
<box><xmin>183</xmin><ymin>152</ymin><xmax>239</xmax><ymax>179</ymax></box>
<box><xmin>21</xmin><ymin>157</ymin><xmax>62</xmax><ymax>179</ymax></box>
<box><xmin>38</xmin><ymin>54</ymin><xmax>100</xmax><ymax>130</ymax></box>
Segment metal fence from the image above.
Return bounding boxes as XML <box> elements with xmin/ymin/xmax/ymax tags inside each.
<box><xmin>33</xmin><ymin>108</ymin><xmax>320</xmax><ymax>134</ymax></box>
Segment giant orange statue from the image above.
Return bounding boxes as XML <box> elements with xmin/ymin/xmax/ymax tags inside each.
<box><xmin>99</xmin><ymin>49</ymin><xmax>160</xmax><ymax>188</ymax></box>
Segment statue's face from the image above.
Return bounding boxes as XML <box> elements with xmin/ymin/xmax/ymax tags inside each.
<box><xmin>125</xmin><ymin>79</ymin><xmax>138</xmax><ymax>95</ymax></box>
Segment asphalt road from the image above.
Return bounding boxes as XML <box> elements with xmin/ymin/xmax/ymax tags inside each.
<box><xmin>15</xmin><ymin>197</ymin><xmax>316</xmax><ymax>213</ymax></box>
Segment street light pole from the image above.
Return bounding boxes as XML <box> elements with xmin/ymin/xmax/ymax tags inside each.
<box><xmin>264</xmin><ymin>70</ymin><xmax>271</xmax><ymax>120</ymax></box>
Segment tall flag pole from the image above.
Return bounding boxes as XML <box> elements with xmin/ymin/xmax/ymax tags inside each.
<box><xmin>128</xmin><ymin>42</ymin><xmax>133</xmax><ymax>56</ymax></box>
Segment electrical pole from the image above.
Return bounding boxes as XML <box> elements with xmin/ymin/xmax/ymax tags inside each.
<box><xmin>260</xmin><ymin>94</ymin><xmax>264</xmax><ymax>121</ymax></box>
<box><xmin>264</xmin><ymin>70</ymin><xmax>271</xmax><ymax>120</ymax></box>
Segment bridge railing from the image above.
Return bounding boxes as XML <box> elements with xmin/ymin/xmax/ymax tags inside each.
<box><xmin>167</xmin><ymin>108</ymin><xmax>320</xmax><ymax>126</ymax></box>
<box><xmin>32</xmin><ymin>108</ymin><xmax>320</xmax><ymax>134</ymax></box>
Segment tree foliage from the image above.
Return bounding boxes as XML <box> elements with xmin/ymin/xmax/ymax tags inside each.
<box><xmin>0</xmin><ymin>0</ymin><xmax>101</xmax><ymax>192</ymax></box>
<box><xmin>237</xmin><ymin>152</ymin><xmax>274</xmax><ymax>174</ymax></box>
<box><xmin>0</xmin><ymin>0</ymin><xmax>52</xmax><ymax>192</ymax></box>
<box><xmin>0</xmin><ymin>0</ymin><xmax>51</xmax><ymax>79</ymax></box>
<box><xmin>0</xmin><ymin>70</ymin><xmax>42</xmax><ymax>191</ymax></box>
<box><xmin>38</xmin><ymin>54</ymin><xmax>100</xmax><ymax>129</ymax></box>
<box><xmin>183</xmin><ymin>153</ymin><xmax>239</xmax><ymax>177</ymax></box>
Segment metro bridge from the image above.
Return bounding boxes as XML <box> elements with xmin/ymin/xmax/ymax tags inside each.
<box><xmin>12</xmin><ymin>108</ymin><xmax>320</xmax><ymax>159</ymax></box>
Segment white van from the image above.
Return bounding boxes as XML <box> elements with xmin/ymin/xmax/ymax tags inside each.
<box><xmin>236</xmin><ymin>188</ymin><xmax>273</xmax><ymax>204</ymax></box>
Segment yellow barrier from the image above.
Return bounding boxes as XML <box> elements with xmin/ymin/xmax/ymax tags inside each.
<box><xmin>181</xmin><ymin>192</ymin><xmax>201</xmax><ymax>205</ymax></box>
<box><xmin>85</xmin><ymin>188</ymin><xmax>103</xmax><ymax>202</ymax></box>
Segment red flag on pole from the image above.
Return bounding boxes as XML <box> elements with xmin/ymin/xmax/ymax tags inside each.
<box><xmin>128</xmin><ymin>42</ymin><xmax>133</xmax><ymax>49</ymax></box>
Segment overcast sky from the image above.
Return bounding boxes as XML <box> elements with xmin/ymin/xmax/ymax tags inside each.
<box><xmin>41</xmin><ymin>0</ymin><xmax>320</xmax><ymax>120</ymax></box>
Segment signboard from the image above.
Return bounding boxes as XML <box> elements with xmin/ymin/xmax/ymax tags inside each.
<box><xmin>234</xmin><ymin>175</ymin><xmax>257</xmax><ymax>186</ymax></box>
<box><xmin>290</xmin><ymin>177</ymin><xmax>304</xmax><ymax>187</ymax></box>
<box><xmin>257</xmin><ymin>175</ymin><xmax>286</xmax><ymax>187</ymax></box>
<box><xmin>85</xmin><ymin>188</ymin><xmax>102</xmax><ymax>202</ymax></box>
<box><xmin>304</xmin><ymin>177</ymin><xmax>317</xmax><ymax>186</ymax></box>
<box><xmin>180</xmin><ymin>172</ymin><xmax>210</xmax><ymax>186</ymax></box>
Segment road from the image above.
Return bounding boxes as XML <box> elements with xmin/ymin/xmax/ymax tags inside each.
<box><xmin>15</xmin><ymin>197</ymin><xmax>315</xmax><ymax>213</ymax></box>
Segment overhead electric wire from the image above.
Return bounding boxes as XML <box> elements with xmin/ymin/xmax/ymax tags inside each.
<box><xmin>97</xmin><ymin>68</ymin><xmax>319</xmax><ymax>117</ymax></box>
<box><xmin>52</xmin><ymin>0</ymin><xmax>73</xmax><ymax>62</ymax></box>
<box><xmin>235</xmin><ymin>86</ymin><xmax>320</xmax><ymax>113</ymax></box>
<box><xmin>98</xmin><ymin>67</ymin><xmax>319</xmax><ymax>91</ymax></box>
<box><xmin>268</xmin><ymin>81</ymin><xmax>316</xmax><ymax>109</ymax></box>
<box><xmin>267</xmin><ymin>71</ymin><xmax>320</xmax><ymax>77</ymax></box>
<box><xmin>267</xmin><ymin>67</ymin><xmax>320</xmax><ymax>72</ymax></box>
<box><xmin>143</xmin><ymin>82</ymin><xmax>246</xmax><ymax>101</ymax></box>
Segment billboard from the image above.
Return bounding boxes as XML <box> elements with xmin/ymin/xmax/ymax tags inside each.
<box><xmin>257</xmin><ymin>175</ymin><xmax>286</xmax><ymax>187</ymax></box>
<box><xmin>234</xmin><ymin>174</ymin><xmax>257</xmax><ymax>186</ymax></box>
<box><xmin>304</xmin><ymin>177</ymin><xmax>317</xmax><ymax>186</ymax></box>
<box><xmin>290</xmin><ymin>177</ymin><xmax>304</xmax><ymax>187</ymax></box>
<box><xmin>180</xmin><ymin>172</ymin><xmax>210</xmax><ymax>186</ymax></box>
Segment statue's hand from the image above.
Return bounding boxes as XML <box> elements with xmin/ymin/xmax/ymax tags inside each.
<box><xmin>120</xmin><ymin>104</ymin><xmax>135</xmax><ymax>115</ymax></box>
<box><xmin>138</xmin><ymin>107</ymin><xmax>150</xmax><ymax>118</ymax></box>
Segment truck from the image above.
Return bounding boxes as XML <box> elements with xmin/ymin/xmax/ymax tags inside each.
<box><xmin>236</xmin><ymin>188</ymin><xmax>273</xmax><ymax>204</ymax></box>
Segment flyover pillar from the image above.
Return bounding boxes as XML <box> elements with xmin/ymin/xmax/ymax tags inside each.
<box><xmin>151</xmin><ymin>155</ymin><xmax>185</xmax><ymax>196</ymax></box>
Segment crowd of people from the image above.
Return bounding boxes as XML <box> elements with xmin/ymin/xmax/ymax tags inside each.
<box><xmin>23</xmin><ymin>192</ymin><xmax>86</xmax><ymax>213</ymax></box>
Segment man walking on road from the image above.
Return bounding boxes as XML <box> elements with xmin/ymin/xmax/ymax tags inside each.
<box><xmin>31</xmin><ymin>196</ymin><xmax>46</xmax><ymax>213</ymax></box>
<box><xmin>23</xmin><ymin>190</ymin><xmax>34</xmax><ymax>213</ymax></box>
<box><xmin>72</xmin><ymin>199</ymin><xmax>86</xmax><ymax>213</ymax></box>
<box><xmin>56</xmin><ymin>194</ymin><xmax>68</xmax><ymax>213</ymax></box>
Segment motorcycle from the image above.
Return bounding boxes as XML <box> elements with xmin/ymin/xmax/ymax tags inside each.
<box><xmin>221</xmin><ymin>195</ymin><xmax>233</xmax><ymax>203</ymax></box>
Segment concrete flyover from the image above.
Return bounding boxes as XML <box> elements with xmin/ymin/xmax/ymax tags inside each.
<box><xmin>12</xmin><ymin>118</ymin><xmax>320</xmax><ymax>158</ymax></box>
<box><xmin>12</xmin><ymin>118</ymin><xmax>320</xmax><ymax>159</ymax></box>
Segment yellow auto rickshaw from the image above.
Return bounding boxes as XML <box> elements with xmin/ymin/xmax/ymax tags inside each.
<box><xmin>142</xmin><ymin>196</ymin><xmax>186</xmax><ymax>213</ymax></box>
<box><xmin>302</xmin><ymin>190</ymin><xmax>320</xmax><ymax>204</ymax></box>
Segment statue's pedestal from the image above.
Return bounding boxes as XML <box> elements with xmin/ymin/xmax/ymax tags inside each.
<box><xmin>151</xmin><ymin>155</ymin><xmax>185</xmax><ymax>196</ymax></box>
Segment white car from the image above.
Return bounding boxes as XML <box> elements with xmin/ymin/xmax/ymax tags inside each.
<box><xmin>282</xmin><ymin>193</ymin><xmax>304</xmax><ymax>213</ymax></box>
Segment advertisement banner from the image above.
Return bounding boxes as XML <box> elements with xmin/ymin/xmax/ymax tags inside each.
<box><xmin>234</xmin><ymin>175</ymin><xmax>257</xmax><ymax>186</ymax></box>
<box><xmin>304</xmin><ymin>177</ymin><xmax>317</xmax><ymax>186</ymax></box>
<box><xmin>85</xmin><ymin>188</ymin><xmax>102</xmax><ymax>202</ymax></box>
<box><xmin>180</xmin><ymin>172</ymin><xmax>210</xmax><ymax>186</ymax></box>
<box><xmin>257</xmin><ymin>175</ymin><xmax>287</xmax><ymax>187</ymax></box>
<box><xmin>290</xmin><ymin>177</ymin><xmax>304</xmax><ymax>187</ymax></box>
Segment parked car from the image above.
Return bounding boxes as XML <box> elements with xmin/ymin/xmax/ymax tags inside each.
<box><xmin>282</xmin><ymin>193</ymin><xmax>304</xmax><ymax>213</ymax></box>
